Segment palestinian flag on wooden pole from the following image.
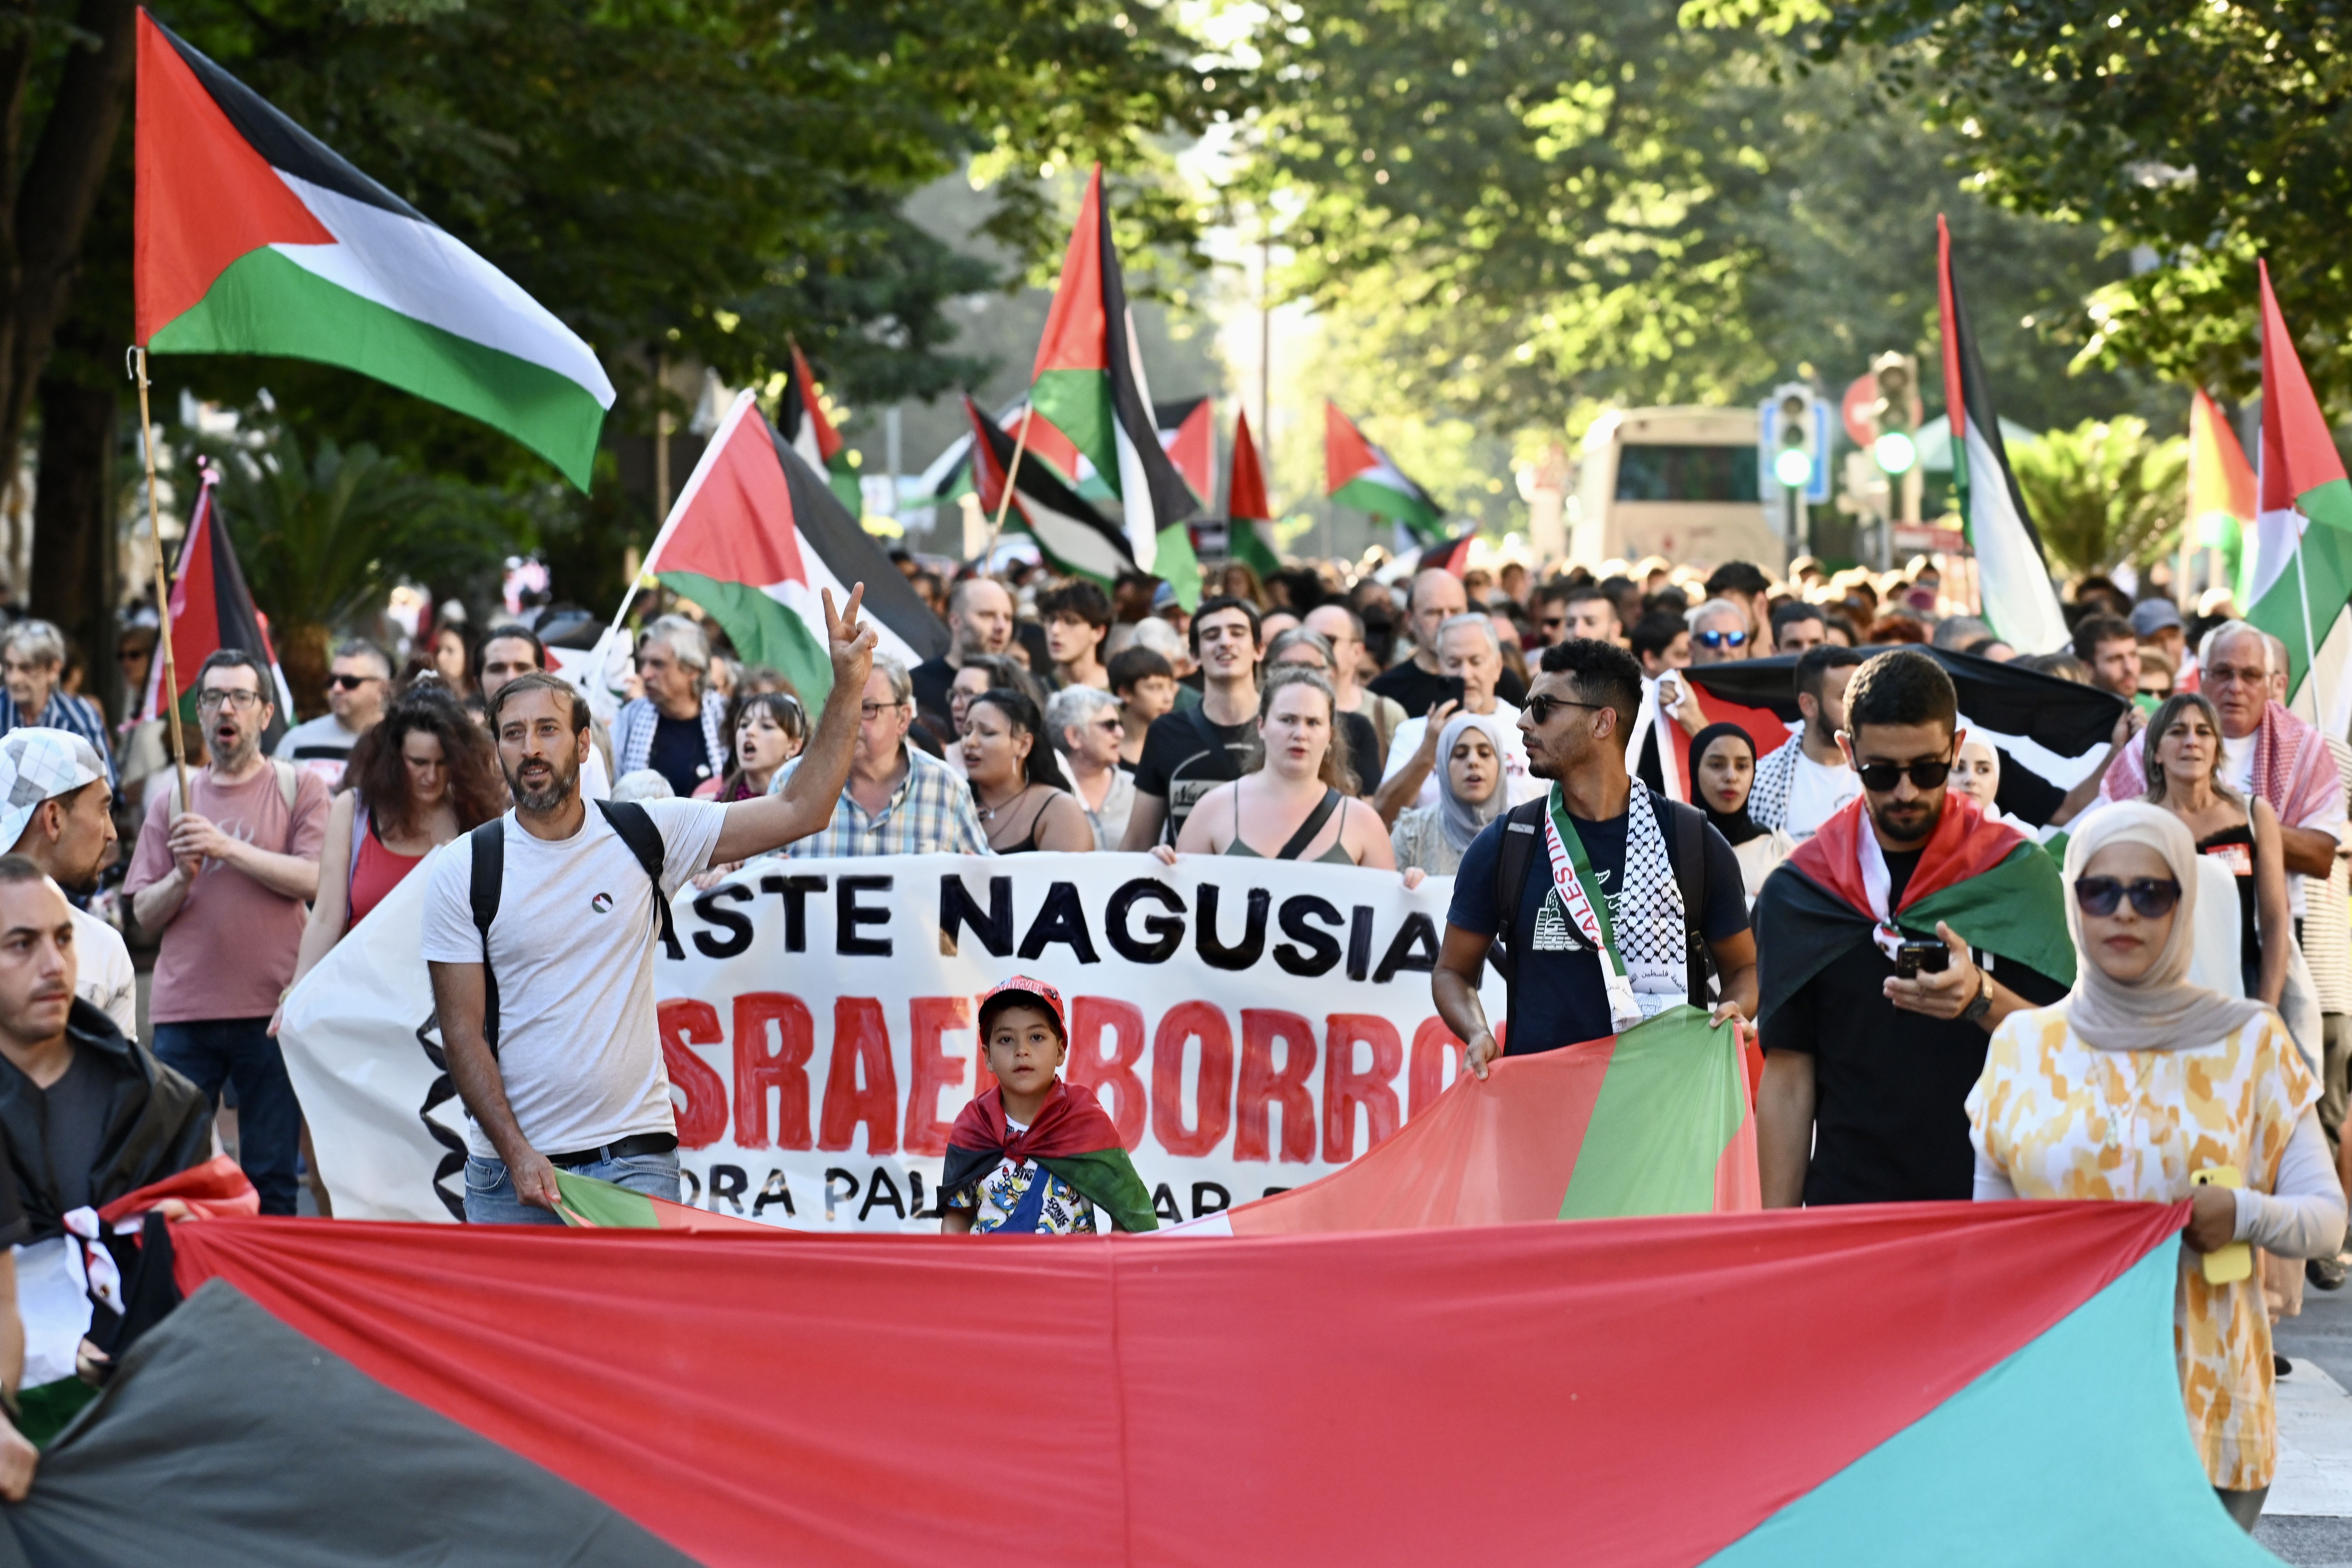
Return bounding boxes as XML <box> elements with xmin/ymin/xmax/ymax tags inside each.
<box><xmin>1171</xmin><ymin>1007</ymin><xmax>1757</xmax><ymax>1236</ymax></box>
<box><xmin>141</xmin><ymin>464</ymin><xmax>295</xmax><ymax>752</ymax></box>
<box><xmin>2188</xmin><ymin>388</ymin><xmax>2256</xmax><ymax>607</ymax></box>
<box><xmin>779</xmin><ymin>341</ymin><xmax>863</xmax><ymax>516</ymax></box>
<box><xmin>1026</xmin><ymin>164</ymin><xmax>1200</xmax><ymax>581</ymax></box>
<box><xmin>624</xmin><ymin>389</ymin><xmax>947</xmax><ymax>701</ymax></box>
<box><xmin>1226</xmin><ymin>407</ymin><xmax>1282</xmax><ymax>579</ymax></box>
<box><xmin>1325</xmin><ymin>402</ymin><xmax>1445</xmax><ymax>543</ymax></box>
<box><xmin>133</xmin><ymin>11</ymin><xmax>614</xmax><ymax>489</ymax></box>
<box><xmin>2244</xmin><ymin>260</ymin><xmax>2352</xmax><ymax>711</ymax></box>
<box><xmin>1936</xmin><ymin>216</ymin><xmax>2068</xmax><ymax>654</ymax></box>
<box><xmin>964</xmin><ymin>395</ymin><xmax>1138</xmax><ymax>584</ymax></box>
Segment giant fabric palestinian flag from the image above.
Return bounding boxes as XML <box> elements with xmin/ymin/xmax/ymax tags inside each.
<box><xmin>1326</xmin><ymin>402</ymin><xmax>1446</xmax><ymax>543</ymax></box>
<box><xmin>1755</xmin><ymin>792</ymin><xmax>2075</xmax><ymax>1032</ymax></box>
<box><xmin>2189</xmin><ymin>388</ymin><xmax>2255</xmax><ymax>606</ymax></box>
<box><xmin>1167</xmin><ymin>1007</ymin><xmax>1757</xmax><ymax>1234</ymax></box>
<box><xmin>2243</xmin><ymin>260</ymin><xmax>2352</xmax><ymax>708</ymax></box>
<box><xmin>1938</xmin><ymin>215</ymin><xmax>2068</xmax><ymax>654</ymax></box>
<box><xmin>779</xmin><ymin>340</ymin><xmax>864</xmax><ymax>515</ymax></box>
<box><xmin>0</xmin><ymin>1200</ymin><xmax>2266</xmax><ymax>1563</ymax></box>
<box><xmin>643</xmin><ymin>389</ymin><xmax>946</xmax><ymax>701</ymax></box>
<box><xmin>1027</xmin><ymin>165</ymin><xmax>1199</xmax><ymax>575</ymax></box>
<box><xmin>134</xmin><ymin>12</ymin><xmax>614</xmax><ymax>490</ymax></box>
<box><xmin>140</xmin><ymin>465</ymin><xmax>295</xmax><ymax>751</ymax></box>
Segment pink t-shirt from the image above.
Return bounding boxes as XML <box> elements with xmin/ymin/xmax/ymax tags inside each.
<box><xmin>125</xmin><ymin>763</ymin><xmax>333</xmax><ymax>1023</ymax></box>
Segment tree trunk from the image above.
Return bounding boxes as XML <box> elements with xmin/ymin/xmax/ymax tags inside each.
<box><xmin>280</xmin><ymin>619</ymin><xmax>331</xmax><ymax>722</ymax></box>
<box><xmin>28</xmin><ymin>374</ymin><xmax>116</xmax><ymax>720</ymax></box>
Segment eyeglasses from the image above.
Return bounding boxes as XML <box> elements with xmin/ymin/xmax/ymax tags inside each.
<box><xmin>1695</xmin><ymin>629</ymin><xmax>1750</xmax><ymax>650</ymax></box>
<box><xmin>328</xmin><ymin>673</ymin><xmax>378</xmax><ymax>691</ymax></box>
<box><xmin>196</xmin><ymin>689</ymin><xmax>264</xmax><ymax>713</ymax></box>
<box><xmin>1093</xmin><ymin>716</ymin><xmax>1125</xmax><ymax>732</ymax></box>
<box><xmin>1853</xmin><ymin>756</ymin><xmax>1952</xmax><ymax>792</ymax></box>
<box><xmin>2074</xmin><ymin>876</ymin><xmax>2183</xmax><ymax>918</ymax></box>
<box><xmin>1523</xmin><ymin>694</ymin><xmax>1606</xmax><ymax>725</ymax></box>
<box><xmin>860</xmin><ymin>700</ymin><xmax>909</xmax><ymax>720</ymax></box>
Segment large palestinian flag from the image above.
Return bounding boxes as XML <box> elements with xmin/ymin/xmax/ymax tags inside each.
<box><xmin>134</xmin><ymin>13</ymin><xmax>614</xmax><ymax>489</ymax></box>
<box><xmin>1167</xmin><ymin>1007</ymin><xmax>1757</xmax><ymax>1235</ymax></box>
<box><xmin>1028</xmin><ymin>165</ymin><xmax>1199</xmax><ymax>574</ymax></box>
<box><xmin>779</xmin><ymin>340</ymin><xmax>864</xmax><ymax>515</ymax></box>
<box><xmin>1938</xmin><ymin>215</ymin><xmax>2068</xmax><ymax>653</ymax></box>
<box><xmin>940</xmin><ymin>1081</ymin><xmax>1158</xmax><ymax>1234</ymax></box>
<box><xmin>1755</xmin><ymin>792</ymin><xmax>2075</xmax><ymax>1034</ymax></box>
<box><xmin>1157</xmin><ymin>396</ymin><xmax>1215</xmax><ymax>503</ymax></box>
<box><xmin>1326</xmin><ymin>402</ymin><xmax>1446</xmax><ymax>543</ymax></box>
<box><xmin>0</xmin><ymin>1198</ymin><xmax>2262</xmax><ymax>1562</ymax></box>
<box><xmin>964</xmin><ymin>394</ymin><xmax>1137</xmax><ymax>584</ymax></box>
<box><xmin>643</xmin><ymin>389</ymin><xmax>946</xmax><ymax>700</ymax></box>
<box><xmin>2189</xmin><ymin>387</ymin><xmax>2254</xmax><ymax>605</ymax></box>
<box><xmin>2243</xmin><ymin>260</ymin><xmax>2352</xmax><ymax>709</ymax></box>
<box><xmin>140</xmin><ymin>465</ymin><xmax>295</xmax><ymax>750</ymax></box>
<box><xmin>1226</xmin><ymin>407</ymin><xmax>1282</xmax><ymax>578</ymax></box>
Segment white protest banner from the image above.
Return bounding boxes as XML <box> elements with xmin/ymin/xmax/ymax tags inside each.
<box><xmin>282</xmin><ymin>851</ymin><xmax>1506</xmax><ymax>1230</ymax></box>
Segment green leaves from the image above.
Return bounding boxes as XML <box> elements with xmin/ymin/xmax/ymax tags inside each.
<box><xmin>2009</xmin><ymin>417</ymin><xmax>2187</xmax><ymax>578</ymax></box>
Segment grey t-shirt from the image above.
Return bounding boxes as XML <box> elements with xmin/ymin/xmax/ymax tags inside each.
<box><xmin>419</xmin><ymin>800</ymin><xmax>725</xmax><ymax>1158</ymax></box>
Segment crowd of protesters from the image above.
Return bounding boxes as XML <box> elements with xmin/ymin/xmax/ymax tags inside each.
<box><xmin>0</xmin><ymin>537</ymin><xmax>2333</xmax><ymax>1522</ymax></box>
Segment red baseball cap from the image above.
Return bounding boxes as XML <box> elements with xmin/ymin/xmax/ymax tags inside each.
<box><xmin>977</xmin><ymin>975</ymin><xmax>1067</xmax><ymax>1041</ymax></box>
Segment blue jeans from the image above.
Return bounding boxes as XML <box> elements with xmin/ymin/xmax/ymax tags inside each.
<box><xmin>153</xmin><ymin>1017</ymin><xmax>300</xmax><ymax>1217</ymax></box>
<box><xmin>461</xmin><ymin>1150</ymin><xmax>681</xmax><ymax>1226</ymax></box>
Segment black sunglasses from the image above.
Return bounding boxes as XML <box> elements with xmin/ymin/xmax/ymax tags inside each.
<box><xmin>2074</xmin><ymin>876</ymin><xmax>2183</xmax><ymax>918</ymax></box>
<box><xmin>1854</xmin><ymin>756</ymin><xmax>1952</xmax><ymax>792</ymax></box>
<box><xmin>328</xmin><ymin>673</ymin><xmax>378</xmax><ymax>691</ymax></box>
<box><xmin>1523</xmin><ymin>693</ymin><xmax>1607</xmax><ymax>725</ymax></box>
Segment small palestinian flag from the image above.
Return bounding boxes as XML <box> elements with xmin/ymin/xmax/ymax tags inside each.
<box><xmin>779</xmin><ymin>340</ymin><xmax>864</xmax><ymax>515</ymax></box>
<box><xmin>1170</xmin><ymin>1007</ymin><xmax>1757</xmax><ymax>1236</ymax></box>
<box><xmin>1226</xmin><ymin>407</ymin><xmax>1282</xmax><ymax>579</ymax></box>
<box><xmin>1937</xmin><ymin>216</ymin><xmax>2068</xmax><ymax>653</ymax></box>
<box><xmin>2188</xmin><ymin>388</ymin><xmax>2254</xmax><ymax>602</ymax></box>
<box><xmin>1415</xmin><ymin>530</ymin><xmax>1478</xmax><ymax>579</ymax></box>
<box><xmin>965</xmin><ymin>395</ymin><xmax>1137</xmax><ymax>584</ymax></box>
<box><xmin>1325</xmin><ymin>402</ymin><xmax>1446</xmax><ymax>543</ymax></box>
<box><xmin>941</xmin><ymin>1081</ymin><xmax>1157</xmax><ymax>1234</ymax></box>
<box><xmin>554</xmin><ymin>1172</ymin><xmax>776</xmax><ymax>1233</ymax></box>
<box><xmin>1157</xmin><ymin>397</ymin><xmax>1215</xmax><ymax>502</ymax></box>
<box><xmin>141</xmin><ymin>465</ymin><xmax>295</xmax><ymax>750</ymax></box>
<box><xmin>1028</xmin><ymin>165</ymin><xmax>1199</xmax><ymax>574</ymax></box>
<box><xmin>134</xmin><ymin>13</ymin><xmax>614</xmax><ymax>490</ymax></box>
<box><xmin>2244</xmin><ymin>260</ymin><xmax>2352</xmax><ymax>703</ymax></box>
<box><xmin>644</xmin><ymin>389</ymin><xmax>946</xmax><ymax>702</ymax></box>
<box><xmin>1754</xmin><ymin>792</ymin><xmax>2075</xmax><ymax>1034</ymax></box>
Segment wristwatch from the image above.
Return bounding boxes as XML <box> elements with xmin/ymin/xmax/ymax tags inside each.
<box><xmin>1960</xmin><ymin>965</ymin><xmax>1994</xmax><ymax>1025</ymax></box>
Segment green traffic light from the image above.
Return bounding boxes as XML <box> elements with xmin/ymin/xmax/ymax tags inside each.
<box><xmin>1774</xmin><ymin>447</ymin><xmax>1813</xmax><ymax>488</ymax></box>
<box><xmin>1874</xmin><ymin>430</ymin><xmax>1917</xmax><ymax>475</ymax></box>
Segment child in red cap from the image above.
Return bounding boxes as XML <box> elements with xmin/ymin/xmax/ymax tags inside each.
<box><xmin>940</xmin><ymin>976</ymin><xmax>1157</xmax><ymax>1234</ymax></box>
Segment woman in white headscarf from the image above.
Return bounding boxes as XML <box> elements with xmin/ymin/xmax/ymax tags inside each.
<box><xmin>1969</xmin><ymin>802</ymin><xmax>2344</xmax><ymax>1532</ymax></box>
<box><xmin>1391</xmin><ymin>711</ymin><xmax>1509</xmax><ymax>882</ymax></box>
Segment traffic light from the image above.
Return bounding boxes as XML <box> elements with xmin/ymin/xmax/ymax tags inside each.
<box><xmin>1870</xmin><ymin>351</ymin><xmax>1919</xmax><ymax>475</ymax></box>
<box><xmin>1759</xmin><ymin>381</ymin><xmax>1823</xmax><ymax>494</ymax></box>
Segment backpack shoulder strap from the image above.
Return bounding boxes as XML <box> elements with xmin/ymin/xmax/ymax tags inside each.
<box><xmin>272</xmin><ymin>758</ymin><xmax>297</xmax><ymax>813</ymax></box>
<box><xmin>594</xmin><ymin>799</ymin><xmax>682</xmax><ymax>960</ymax></box>
<box><xmin>469</xmin><ymin>819</ymin><xmax>505</xmax><ymax>1053</ymax></box>
<box><xmin>1658</xmin><ymin>794</ymin><xmax>1711</xmax><ymax>1007</ymax></box>
<box><xmin>1489</xmin><ymin>798</ymin><xmax>1550</xmax><ymax>1032</ymax></box>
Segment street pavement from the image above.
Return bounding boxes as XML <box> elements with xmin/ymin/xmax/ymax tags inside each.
<box><xmin>2264</xmin><ymin>1275</ymin><xmax>2352</xmax><ymax>1563</ymax></box>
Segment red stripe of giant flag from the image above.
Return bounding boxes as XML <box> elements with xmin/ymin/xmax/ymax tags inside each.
<box><xmin>1174</xmin><ymin>1005</ymin><xmax>1757</xmax><ymax>1235</ymax></box>
<box><xmin>165</xmin><ymin>1197</ymin><xmax>2258</xmax><ymax>1565</ymax></box>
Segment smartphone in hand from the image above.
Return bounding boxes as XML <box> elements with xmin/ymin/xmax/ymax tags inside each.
<box><xmin>1894</xmin><ymin>940</ymin><xmax>1949</xmax><ymax>980</ymax></box>
<box><xmin>1437</xmin><ymin>675</ymin><xmax>1467</xmax><ymax>708</ymax></box>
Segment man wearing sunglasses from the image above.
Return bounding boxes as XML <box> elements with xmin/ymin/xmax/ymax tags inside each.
<box><xmin>1685</xmin><ymin>600</ymin><xmax>1753</xmax><ymax>668</ymax></box>
<box><xmin>274</xmin><ymin>639</ymin><xmax>390</xmax><ymax>790</ymax></box>
<box><xmin>1752</xmin><ymin>649</ymin><xmax>2072</xmax><ymax>1209</ymax></box>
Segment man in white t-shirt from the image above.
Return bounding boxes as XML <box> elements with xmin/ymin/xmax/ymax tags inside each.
<box><xmin>1751</xmin><ymin>646</ymin><xmax>1866</xmax><ymax>843</ymax></box>
<box><xmin>1375</xmin><ymin>613</ymin><xmax>1542</xmax><ymax>820</ymax></box>
<box><xmin>421</xmin><ymin>588</ymin><xmax>878</xmax><ymax>1222</ymax></box>
<box><xmin>0</xmin><ymin>730</ymin><xmax>135</xmax><ymax>1037</ymax></box>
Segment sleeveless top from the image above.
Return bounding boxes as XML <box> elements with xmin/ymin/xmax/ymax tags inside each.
<box><xmin>347</xmin><ymin>799</ymin><xmax>425</xmax><ymax>925</ymax></box>
<box><xmin>1223</xmin><ymin>785</ymin><xmax>1356</xmax><ymax>865</ymax></box>
<box><xmin>2196</xmin><ymin>822</ymin><xmax>2262</xmax><ymax>999</ymax></box>
<box><xmin>989</xmin><ymin>789</ymin><xmax>1054</xmax><ymax>855</ymax></box>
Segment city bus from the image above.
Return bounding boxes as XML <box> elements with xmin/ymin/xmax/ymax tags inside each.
<box><xmin>1569</xmin><ymin>406</ymin><xmax>1785</xmax><ymax>573</ymax></box>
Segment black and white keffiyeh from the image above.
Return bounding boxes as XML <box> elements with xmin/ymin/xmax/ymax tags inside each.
<box><xmin>1534</xmin><ymin>784</ymin><xmax>1689</xmax><ymax>1021</ymax></box>
<box><xmin>1747</xmin><ymin>721</ymin><xmax>1804</xmax><ymax>833</ymax></box>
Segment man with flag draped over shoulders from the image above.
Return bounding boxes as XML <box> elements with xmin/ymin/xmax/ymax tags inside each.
<box><xmin>1755</xmin><ymin>649</ymin><xmax>2075</xmax><ymax>1207</ymax></box>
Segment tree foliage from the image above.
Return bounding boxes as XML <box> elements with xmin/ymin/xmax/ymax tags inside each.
<box><xmin>1796</xmin><ymin>0</ymin><xmax>2352</xmax><ymax>408</ymax></box>
<box><xmin>2009</xmin><ymin>416</ymin><xmax>2187</xmax><ymax>578</ymax></box>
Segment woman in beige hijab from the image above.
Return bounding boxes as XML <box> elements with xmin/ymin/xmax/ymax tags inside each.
<box><xmin>1969</xmin><ymin>801</ymin><xmax>2344</xmax><ymax>1531</ymax></box>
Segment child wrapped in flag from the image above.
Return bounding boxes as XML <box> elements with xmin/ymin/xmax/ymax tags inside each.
<box><xmin>940</xmin><ymin>977</ymin><xmax>1156</xmax><ymax>1235</ymax></box>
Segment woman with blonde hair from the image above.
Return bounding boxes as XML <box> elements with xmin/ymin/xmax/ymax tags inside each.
<box><xmin>1161</xmin><ymin>666</ymin><xmax>1393</xmax><ymax>868</ymax></box>
<box><xmin>1971</xmin><ymin>802</ymin><xmax>2344</xmax><ymax>1530</ymax></box>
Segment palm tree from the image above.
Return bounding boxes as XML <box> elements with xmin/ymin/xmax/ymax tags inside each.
<box><xmin>2010</xmin><ymin>417</ymin><xmax>2188</xmax><ymax>579</ymax></box>
<box><xmin>195</xmin><ymin>419</ymin><xmax>516</xmax><ymax>713</ymax></box>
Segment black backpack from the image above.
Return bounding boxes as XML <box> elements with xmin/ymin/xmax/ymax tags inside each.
<box><xmin>467</xmin><ymin>799</ymin><xmax>680</xmax><ymax>1053</ymax></box>
<box><xmin>1486</xmin><ymin>791</ymin><xmax>1713</xmax><ymax>1029</ymax></box>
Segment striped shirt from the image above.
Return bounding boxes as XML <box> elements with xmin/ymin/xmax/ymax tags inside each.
<box><xmin>769</xmin><ymin>744</ymin><xmax>987</xmax><ymax>858</ymax></box>
<box><xmin>0</xmin><ymin>692</ymin><xmax>114</xmax><ymax>785</ymax></box>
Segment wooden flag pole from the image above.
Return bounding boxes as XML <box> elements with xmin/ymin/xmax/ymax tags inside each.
<box><xmin>126</xmin><ymin>348</ymin><xmax>192</xmax><ymax>815</ymax></box>
<box><xmin>981</xmin><ymin>407</ymin><xmax>1035</xmax><ymax>569</ymax></box>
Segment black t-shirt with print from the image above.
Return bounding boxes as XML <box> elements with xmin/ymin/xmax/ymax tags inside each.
<box><xmin>1131</xmin><ymin>707</ymin><xmax>1255</xmax><ymax>844</ymax></box>
<box><xmin>1759</xmin><ymin>848</ymin><xmax>2071</xmax><ymax>1205</ymax></box>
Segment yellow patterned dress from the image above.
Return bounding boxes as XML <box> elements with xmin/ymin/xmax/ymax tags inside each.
<box><xmin>1968</xmin><ymin>1002</ymin><xmax>2317</xmax><ymax>1492</ymax></box>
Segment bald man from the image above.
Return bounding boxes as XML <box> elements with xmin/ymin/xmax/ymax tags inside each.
<box><xmin>911</xmin><ymin>576</ymin><xmax>1015</xmax><ymax>735</ymax></box>
<box><xmin>1368</xmin><ymin>568</ymin><xmax>1526</xmax><ymax>717</ymax></box>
